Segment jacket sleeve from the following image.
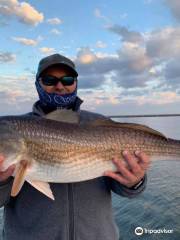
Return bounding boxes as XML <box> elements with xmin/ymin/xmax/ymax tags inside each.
<box><xmin>0</xmin><ymin>177</ymin><xmax>13</xmax><ymax>207</ymax></box>
<box><xmin>107</xmin><ymin>174</ymin><xmax>147</xmax><ymax>198</ymax></box>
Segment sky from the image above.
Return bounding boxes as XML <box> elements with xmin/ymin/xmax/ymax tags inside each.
<box><xmin>0</xmin><ymin>0</ymin><xmax>180</xmax><ymax>115</ymax></box>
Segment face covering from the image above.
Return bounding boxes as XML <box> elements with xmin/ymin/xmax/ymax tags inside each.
<box><xmin>35</xmin><ymin>80</ymin><xmax>77</xmax><ymax>108</ymax></box>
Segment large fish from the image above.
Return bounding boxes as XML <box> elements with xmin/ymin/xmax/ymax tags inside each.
<box><xmin>0</xmin><ymin>110</ymin><xmax>180</xmax><ymax>200</ymax></box>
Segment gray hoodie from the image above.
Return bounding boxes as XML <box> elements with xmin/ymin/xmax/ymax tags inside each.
<box><xmin>1</xmin><ymin>99</ymin><xmax>147</xmax><ymax>240</ymax></box>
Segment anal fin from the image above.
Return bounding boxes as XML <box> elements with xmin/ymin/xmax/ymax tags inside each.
<box><xmin>26</xmin><ymin>179</ymin><xmax>55</xmax><ymax>200</ymax></box>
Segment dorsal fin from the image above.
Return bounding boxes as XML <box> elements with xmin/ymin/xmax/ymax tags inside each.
<box><xmin>90</xmin><ymin>119</ymin><xmax>166</xmax><ymax>139</ymax></box>
<box><xmin>45</xmin><ymin>109</ymin><xmax>80</xmax><ymax>124</ymax></box>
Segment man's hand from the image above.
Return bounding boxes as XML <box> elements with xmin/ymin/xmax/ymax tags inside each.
<box><xmin>0</xmin><ymin>155</ymin><xmax>15</xmax><ymax>182</ymax></box>
<box><xmin>104</xmin><ymin>151</ymin><xmax>151</xmax><ymax>188</ymax></box>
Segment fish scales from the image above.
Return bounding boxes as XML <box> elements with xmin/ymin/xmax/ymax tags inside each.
<box><xmin>1</xmin><ymin>114</ymin><xmax>180</xmax><ymax>200</ymax></box>
<box><xmin>3</xmin><ymin>115</ymin><xmax>180</xmax><ymax>159</ymax></box>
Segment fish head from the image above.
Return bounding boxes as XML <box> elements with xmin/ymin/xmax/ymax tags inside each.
<box><xmin>0</xmin><ymin>120</ymin><xmax>25</xmax><ymax>170</ymax></box>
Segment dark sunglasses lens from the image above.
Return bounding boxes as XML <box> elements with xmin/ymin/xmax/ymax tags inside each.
<box><xmin>41</xmin><ymin>76</ymin><xmax>58</xmax><ymax>86</ymax></box>
<box><xmin>61</xmin><ymin>76</ymin><xmax>75</xmax><ymax>86</ymax></box>
<box><xmin>41</xmin><ymin>76</ymin><xmax>76</xmax><ymax>86</ymax></box>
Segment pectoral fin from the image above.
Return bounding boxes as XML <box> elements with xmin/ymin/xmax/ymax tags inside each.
<box><xmin>26</xmin><ymin>179</ymin><xmax>55</xmax><ymax>200</ymax></box>
<box><xmin>11</xmin><ymin>160</ymin><xmax>29</xmax><ymax>197</ymax></box>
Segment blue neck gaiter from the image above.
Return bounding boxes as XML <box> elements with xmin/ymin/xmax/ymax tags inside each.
<box><xmin>35</xmin><ymin>80</ymin><xmax>77</xmax><ymax>109</ymax></box>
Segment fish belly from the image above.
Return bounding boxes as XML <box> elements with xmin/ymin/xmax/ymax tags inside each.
<box><xmin>26</xmin><ymin>159</ymin><xmax>117</xmax><ymax>183</ymax></box>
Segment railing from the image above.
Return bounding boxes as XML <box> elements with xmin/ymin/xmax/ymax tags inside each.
<box><xmin>108</xmin><ymin>114</ymin><xmax>180</xmax><ymax>118</ymax></box>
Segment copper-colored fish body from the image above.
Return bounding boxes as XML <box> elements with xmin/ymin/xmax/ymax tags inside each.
<box><xmin>0</xmin><ymin>113</ymin><xmax>179</xmax><ymax>199</ymax></box>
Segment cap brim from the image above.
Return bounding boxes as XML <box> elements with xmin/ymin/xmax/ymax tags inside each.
<box><xmin>37</xmin><ymin>62</ymin><xmax>78</xmax><ymax>79</ymax></box>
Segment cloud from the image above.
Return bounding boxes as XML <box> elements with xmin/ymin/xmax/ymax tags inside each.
<box><xmin>75</xmin><ymin>44</ymin><xmax>152</xmax><ymax>89</ymax></box>
<box><xmin>79</xmin><ymin>87</ymin><xmax>180</xmax><ymax>116</ymax></box>
<box><xmin>50</xmin><ymin>28</ymin><xmax>61</xmax><ymax>35</ymax></box>
<box><xmin>120</xmin><ymin>13</ymin><xmax>128</xmax><ymax>19</ymax></box>
<box><xmin>146</xmin><ymin>27</ymin><xmax>180</xmax><ymax>59</ymax></box>
<box><xmin>0</xmin><ymin>74</ymin><xmax>37</xmax><ymax>115</ymax></box>
<box><xmin>75</xmin><ymin>26</ymin><xmax>178</xmax><ymax>91</ymax></box>
<box><xmin>78</xmin><ymin>85</ymin><xmax>180</xmax><ymax>116</ymax></box>
<box><xmin>94</xmin><ymin>8</ymin><xmax>104</xmax><ymax>18</ymax></box>
<box><xmin>76</xmin><ymin>47</ymin><xmax>97</xmax><ymax>64</ymax></box>
<box><xmin>78</xmin><ymin>55</ymin><xmax>119</xmax><ymax>75</ymax></box>
<box><xmin>78</xmin><ymin>74</ymin><xmax>106</xmax><ymax>89</ymax></box>
<box><xmin>144</xmin><ymin>0</ymin><xmax>153</xmax><ymax>4</ymax></box>
<box><xmin>0</xmin><ymin>18</ymin><xmax>9</xmax><ymax>26</ymax></box>
<box><xmin>12</xmin><ymin>37</ymin><xmax>39</xmax><ymax>46</ymax></box>
<box><xmin>166</xmin><ymin>0</ymin><xmax>180</xmax><ymax>21</ymax></box>
<box><xmin>74</xmin><ymin>22</ymin><xmax>180</xmax><ymax>113</ymax></box>
<box><xmin>0</xmin><ymin>89</ymin><xmax>35</xmax><ymax>115</ymax></box>
<box><xmin>39</xmin><ymin>47</ymin><xmax>56</xmax><ymax>55</ymax></box>
<box><xmin>111</xmin><ymin>72</ymin><xmax>148</xmax><ymax>89</ymax></box>
<box><xmin>96</xmin><ymin>41</ymin><xmax>107</xmax><ymax>48</ymax></box>
<box><xmin>0</xmin><ymin>52</ymin><xmax>16</xmax><ymax>63</ymax></box>
<box><xmin>78</xmin><ymin>90</ymin><xmax>118</xmax><ymax>112</ymax></box>
<box><xmin>107</xmin><ymin>24</ymin><xmax>144</xmax><ymax>43</ymax></box>
<box><xmin>47</xmin><ymin>17</ymin><xmax>62</xmax><ymax>25</ymax></box>
<box><xmin>0</xmin><ymin>0</ymin><xmax>44</xmax><ymax>26</ymax></box>
<box><xmin>94</xmin><ymin>8</ymin><xmax>110</xmax><ymax>23</ymax></box>
<box><xmin>118</xmin><ymin>42</ymin><xmax>152</xmax><ymax>73</ymax></box>
<box><xmin>75</xmin><ymin>48</ymin><xmax>113</xmax><ymax>89</ymax></box>
<box><xmin>164</xmin><ymin>58</ymin><xmax>180</xmax><ymax>86</ymax></box>
<box><xmin>135</xmin><ymin>91</ymin><xmax>180</xmax><ymax>105</ymax></box>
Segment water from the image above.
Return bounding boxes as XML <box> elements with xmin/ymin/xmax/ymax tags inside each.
<box><xmin>0</xmin><ymin>117</ymin><xmax>180</xmax><ymax>239</ymax></box>
<box><xmin>112</xmin><ymin>117</ymin><xmax>180</xmax><ymax>240</ymax></box>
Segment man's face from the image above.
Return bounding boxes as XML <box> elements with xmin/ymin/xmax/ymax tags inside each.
<box><xmin>40</xmin><ymin>66</ymin><xmax>77</xmax><ymax>95</ymax></box>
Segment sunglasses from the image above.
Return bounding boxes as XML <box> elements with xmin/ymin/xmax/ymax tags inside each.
<box><xmin>40</xmin><ymin>75</ymin><xmax>77</xmax><ymax>86</ymax></box>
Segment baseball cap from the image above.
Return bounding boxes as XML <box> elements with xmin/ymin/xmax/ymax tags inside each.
<box><xmin>36</xmin><ymin>53</ymin><xmax>78</xmax><ymax>79</ymax></box>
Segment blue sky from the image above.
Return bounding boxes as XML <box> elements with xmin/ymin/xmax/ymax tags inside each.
<box><xmin>0</xmin><ymin>0</ymin><xmax>180</xmax><ymax>115</ymax></box>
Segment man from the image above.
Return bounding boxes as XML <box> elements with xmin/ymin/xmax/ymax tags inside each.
<box><xmin>0</xmin><ymin>54</ymin><xmax>150</xmax><ymax>240</ymax></box>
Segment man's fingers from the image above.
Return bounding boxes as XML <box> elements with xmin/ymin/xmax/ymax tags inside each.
<box><xmin>105</xmin><ymin>151</ymin><xmax>150</xmax><ymax>188</ymax></box>
<box><xmin>135</xmin><ymin>151</ymin><xmax>151</xmax><ymax>171</ymax></box>
<box><xmin>112</xmin><ymin>157</ymin><xmax>137</xmax><ymax>182</ymax></box>
<box><xmin>0</xmin><ymin>165</ymin><xmax>16</xmax><ymax>182</ymax></box>
<box><xmin>122</xmin><ymin>151</ymin><xmax>142</xmax><ymax>176</ymax></box>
